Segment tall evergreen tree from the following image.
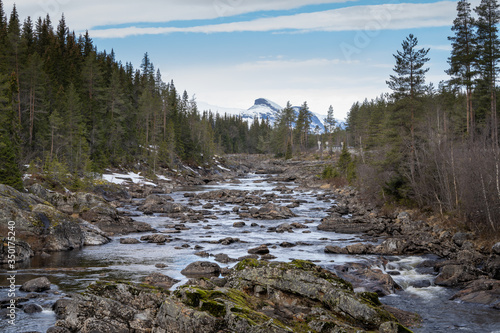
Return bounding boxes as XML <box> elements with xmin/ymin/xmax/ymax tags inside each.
<box><xmin>386</xmin><ymin>34</ymin><xmax>430</xmax><ymax>182</ymax></box>
<box><xmin>474</xmin><ymin>0</ymin><xmax>500</xmax><ymax>145</ymax></box>
<box><xmin>447</xmin><ymin>0</ymin><xmax>477</xmax><ymax>137</ymax></box>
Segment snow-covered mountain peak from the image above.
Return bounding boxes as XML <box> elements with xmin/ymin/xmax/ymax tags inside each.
<box><xmin>250</xmin><ymin>98</ymin><xmax>283</xmax><ymax>113</ymax></box>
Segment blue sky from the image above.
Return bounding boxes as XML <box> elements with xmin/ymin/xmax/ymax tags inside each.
<box><xmin>4</xmin><ymin>0</ymin><xmax>476</xmax><ymax>119</ymax></box>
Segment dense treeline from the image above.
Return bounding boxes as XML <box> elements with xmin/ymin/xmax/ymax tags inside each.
<box><xmin>346</xmin><ymin>0</ymin><xmax>500</xmax><ymax>234</ymax></box>
<box><xmin>0</xmin><ymin>2</ymin><xmax>223</xmax><ymax>186</ymax></box>
<box><xmin>0</xmin><ymin>1</ymin><xmax>335</xmax><ymax>191</ymax></box>
<box><xmin>0</xmin><ymin>2</ymin><xmax>269</xmax><ymax>189</ymax></box>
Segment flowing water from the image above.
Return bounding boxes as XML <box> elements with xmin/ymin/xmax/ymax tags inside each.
<box><xmin>1</xmin><ymin>174</ymin><xmax>499</xmax><ymax>332</ymax></box>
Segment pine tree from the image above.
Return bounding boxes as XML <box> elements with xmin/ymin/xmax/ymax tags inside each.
<box><xmin>295</xmin><ymin>101</ymin><xmax>312</xmax><ymax>151</ymax></box>
<box><xmin>474</xmin><ymin>0</ymin><xmax>500</xmax><ymax>145</ymax></box>
<box><xmin>386</xmin><ymin>34</ymin><xmax>430</xmax><ymax>182</ymax></box>
<box><xmin>447</xmin><ymin>0</ymin><xmax>477</xmax><ymax>137</ymax></box>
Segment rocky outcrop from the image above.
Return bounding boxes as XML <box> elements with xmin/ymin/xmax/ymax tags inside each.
<box><xmin>54</xmin><ymin>259</ymin><xmax>412</xmax><ymax>333</ymax></box>
<box><xmin>450</xmin><ymin>278</ymin><xmax>500</xmax><ymax>309</ymax></box>
<box><xmin>0</xmin><ymin>238</ymin><xmax>34</xmax><ymax>263</ymax></box>
<box><xmin>0</xmin><ymin>183</ymin><xmax>139</xmax><ymax>254</ymax></box>
<box><xmin>53</xmin><ymin>281</ymin><xmax>168</xmax><ymax>332</ymax></box>
<box><xmin>29</xmin><ymin>183</ymin><xmax>153</xmax><ymax>235</ymax></box>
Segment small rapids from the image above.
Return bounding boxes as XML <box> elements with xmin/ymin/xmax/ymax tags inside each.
<box><xmin>378</xmin><ymin>256</ymin><xmax>500</xmax><ymax>332</ymax></box>
<box><xmin>1</xmin><ymin>173</ymin><xmax>499</xmax><ymax>332</ymax></box>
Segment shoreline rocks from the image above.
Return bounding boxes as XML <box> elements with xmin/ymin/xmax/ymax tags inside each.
<box><xmin>53</xmin><ymin>259</ymin><xmax>415</xmax><ymax>332</ymax></box>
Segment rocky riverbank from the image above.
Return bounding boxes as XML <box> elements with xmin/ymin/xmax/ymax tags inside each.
<box><xmin>1</xmin><ymin>154</ymin><xmax>499</xmax><ymax>332</ymax></box>
<box><xmin>50</xmin><ymin>259</ymin><xmax>413</xmax><ymax>333</ymax></box>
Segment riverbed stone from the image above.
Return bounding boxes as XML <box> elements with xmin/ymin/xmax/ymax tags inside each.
<box><xmin>248</xmin><ymin>244</ymin><xmax>270</xmax><ymax>255</ymax></box>
<box><xmin>20</xmin><ymin>277</ymin><xmax>51</xmax><ymax>292</ymax></box>
<box><xmin>247</xmin><ymin>203</ymin><xmax>297</xmax><ymax>220</ymax></box>
<box><xmin>23</xmin><ymin>303</ymin><xmax>43</xmax><ymax>313</ymax></box>
<box><xmin>140</xmin><ymin>234</ymin><xmax>170</xmax><ymax>243</ymax></box>
<box><xmin>180</xmin><ymin>261</ymin><xmax>221</xmax><ymax>278</ymax></box>
<box><xmin>53</xmin><ymin>260</ymin><xmax>413</xmax><ymax>332</ymax></box>
<box><xmin>334</xmin><ymin>262</ymin><xmax>401</xmax><ymax>296</ymax></box>
<box><xmin>120</xmin><ymin>237</ymin><xmax>140</xmax><ymax>244</ymax></box>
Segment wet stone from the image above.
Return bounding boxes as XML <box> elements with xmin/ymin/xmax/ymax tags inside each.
<box><xmin>23</xmin><ymin>303</ymin><xmax>43</xmax><ymax>313</ymax></box>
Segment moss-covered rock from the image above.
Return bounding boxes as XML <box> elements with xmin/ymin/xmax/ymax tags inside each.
<box><xmin>55</xmin><ymin>261</ymin><xmax>413</xmax><ymax>332</ymax></box>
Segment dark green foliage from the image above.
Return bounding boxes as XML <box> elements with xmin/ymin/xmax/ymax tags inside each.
<box><xmin>0</xmin><ymin>71</ymin><xmax>23</xmax><ymax>190</ymax></box>
<box><xmin>0</xmin><ymin>1</ymin><xmax>232</xmax><ymax>180</ymax></box>
<box><xmin>447</xmin><ymin>0</ymin><xmax>476</xmax><ymax>136</ymax></box>
<box><xmin>474</xmin><ymin>0</ymin><xmax>500</xmax><ymax>144</ymax></box>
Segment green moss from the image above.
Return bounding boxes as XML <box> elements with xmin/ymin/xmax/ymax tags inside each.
<box><xmin>397</xmin><ymin>323</ymin><xmax>414</xmax><ymax>333</ymax></box>
<box><xmin>289</xmin><ymin>259</ymin><xmax>316</xmax><ymax>270</ymax></box>
<box><xmin>200</xmin><ymin>299</ymin><xmax>226</xmax><ymax>317</ymax></box>
<box><xmin>357</xmin><ymin>292</ymin><xmax>381</xmax><ymax>306</ymax></box>
<box><xmin>233</xmin><ymin>258</ymin><xmax>269</xmax><ymax>271</ymax></box>
<box><xmin>283</xmin><ymin>260</ymin><xmax>353</xmax><ymax>292</ymax></box>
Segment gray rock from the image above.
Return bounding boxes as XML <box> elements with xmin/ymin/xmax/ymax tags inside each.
<box><xmin>181</xmin><ymin>261</ymin><xmax>221</xmax><ymax>278</ymax></box>
<box><xmin>20</xmin><ymin>277</ymin><xmax>51</xmax><ymax>292</ymax></box>
<box><xmin>492</xmin><ymin>242</ymin><xmax>500</xmax><ymax>255</ymax></box>
<box><xmin>214</xmin><ymin>253</ymin><xmax>237</xmax><ymax>264</ymax></box>
<box><xmin>452</xmin><ymin>232</ymin><xmax>474</xmax><ymax>247</ymax></box>
<box><xmin>119</xmin><ymin>237</ymin><xmax>140</xmax><ymax>244</ymax></box>
<box><xmin>435</xmin><ymin>264</ymin><xmax>482</xmax><ymax>287</ymax></box>
<box><xmin>23</xmin><ymin>303</ymin><xmax>43</xmax><ymax>313</ymax></box>
<box><xmin>451</xmin><ymin>278</ymin><xmax>500</xmax><ymax>308</ymax></box>
<box><xmin>140</xmin><ymin>234</ymin><xmax>170</xmax><ymax>243</ymax></box>
<box><xmin>248</xmin><ymin>244</ymin><xmax>269</xmax><ymax>255</ymax></box>
<box><xmin>0</xmin><ymin>238</ymin><xmax>33</xmax><ymax>264</ymax></box>
<box><xmin>143</xmin><ymin>272</ymin><xmax>180</xmax><ymax>289</ymax></box>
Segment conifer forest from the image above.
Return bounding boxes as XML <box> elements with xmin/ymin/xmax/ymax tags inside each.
<box><xmin>1</xmin><ymin>0</ymin><xmax>500</xmax><ymax>235</ymax></box>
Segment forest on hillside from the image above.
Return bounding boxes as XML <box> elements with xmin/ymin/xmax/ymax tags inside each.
<box><xmin>346</xmin><ymin>0</ymin><xmax>500</xmax><ymax>234</ymax></box>
<box><xmin>0</xmin><ymin>0</ymin><xmax>334</xmax><ymax>192</ymax></box>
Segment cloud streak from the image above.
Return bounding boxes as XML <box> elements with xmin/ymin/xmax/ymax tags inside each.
<box><xmin>88</xmin><ymin>1</ymin><xmax>456</xmax><ymax>38</ymax></box>
<box><xmin>3</xmin><ymin>0</ymin><xmax>355</xmax><ymax>32</ymax></box>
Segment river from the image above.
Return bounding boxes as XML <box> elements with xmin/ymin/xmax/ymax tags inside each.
<box><xmin>1</xmin><ymin>173</ymin><xmax>500</xmax><ymax>332</ymax></box>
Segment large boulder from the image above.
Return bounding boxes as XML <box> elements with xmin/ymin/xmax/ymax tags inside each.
<box><xmin>434</xmin><ymin>264</ymin><xmax>484</xmax><ymax>287</ymax></box>
<box><xmin>53</xmin><ymin>281</ymin><xmax>168</xmax><ymax>332</ymax></box>
<box><xmin>450</xmin><ymin>278</ymin><xmax>500</xmax><ymax>308</ymax></box>
<box><xmin>54</xmin><ymin>260</ymin><xmax>412</xmax><ymax>332</ymax></box>
<box><xmin>20</xmin><ymin>277</ymin><xmax>51</xmax><ymax>292</ymax></box>
<box><xmin>180</xmin><ymin>261</ymin><xmax>221</xmax><ymax>278</ymax></box>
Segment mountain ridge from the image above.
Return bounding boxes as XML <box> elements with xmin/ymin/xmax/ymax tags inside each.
<box><xmin>199</xmin><ymin>98</ymin><xmax>328</xmax><ymax>133</ymax></box>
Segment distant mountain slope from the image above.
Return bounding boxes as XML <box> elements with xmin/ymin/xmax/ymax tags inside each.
<box><xmin>199</xmin><ymin>98</ymin><xmax>329</xmax><ymax>133</ymax></box>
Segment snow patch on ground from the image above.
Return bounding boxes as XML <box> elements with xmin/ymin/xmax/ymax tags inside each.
<box><xmin>101</xmin><ymin>171</ymin><xmax>157</xmax><ymax>187</ymax></box>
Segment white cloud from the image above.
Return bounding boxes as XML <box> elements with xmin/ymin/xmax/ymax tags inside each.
<box><xmin>87</xmin><ymin>1</ymin><xmax>456</xmax><ymax>38</ymax></box>
<box><xmin>166</xmin><ymin>56</ymin><xmax>388</xmax><ymax>120</ymax></box>
<box><xmin>2</xmin><ymin>0</ymin><xmax>355</xmax><ymax>32</ymax></box>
